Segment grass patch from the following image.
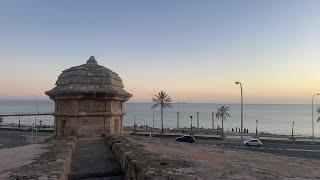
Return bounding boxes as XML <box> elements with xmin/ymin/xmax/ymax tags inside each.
<box><xmin>0</xmin><ymin>127</ymin><xmax>23</xmax><ymax>131</ymax></box>
<box><xmin>0</xmin><ymin>127</ymin><xmax>53</xmax><ymax>133</ymax></box>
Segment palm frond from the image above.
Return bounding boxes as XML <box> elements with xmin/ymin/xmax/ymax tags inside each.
<box><xmin>215</xmin><ymin>105</ymin><xmax>231</xmax><ymax>120</ymax></box>
<box><xmin>151</xmin><ymin>103</ymin><xmax>159</xmax><ymax>109</ymax></box>
<box><xmin>165</xmin><ymin>103</ymin><xmax>173</xmax><ymax>109</ymax></box>
<box><xmin>151</xmin><ymin>91</ymin><xmax>173</xmax><ymax>110</ymax></box>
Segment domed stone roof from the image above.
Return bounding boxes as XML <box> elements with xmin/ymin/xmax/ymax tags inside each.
<box><xmin>46</xmin><ymin>56</ymin><xmax>132</xmax><ymax>100</ymax></box>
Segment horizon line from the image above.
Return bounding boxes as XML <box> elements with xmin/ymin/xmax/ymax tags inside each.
<box><xmin>0</xmin><ymin>98</ymin><xmax>314</xmax><ymax>105</ymax></box>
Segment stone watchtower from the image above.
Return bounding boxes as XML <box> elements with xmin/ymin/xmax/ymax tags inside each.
<box><xmin>46</xmin><ymin>56</ymin><xmax>132</xmax><ymax>137</ymax></box>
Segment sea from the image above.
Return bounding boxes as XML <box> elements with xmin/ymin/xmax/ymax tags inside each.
<box><xmin>0</xmin><ymin>99</ymin><xmax>319</xmax><ymax>137</ymax></box>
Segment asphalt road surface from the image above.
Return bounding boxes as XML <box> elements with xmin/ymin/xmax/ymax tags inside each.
<box><xmin>198</xmin><ymin>139</ymin><xmax>320</xmax><ymax>159</ymax></box>
<box><xmin>0</xmin><ymin>131</ymin><xmax>52</xmax><ymax>148</ymax></box>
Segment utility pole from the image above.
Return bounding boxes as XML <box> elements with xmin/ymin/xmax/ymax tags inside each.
<box><xmin>197</xmin><ymin>112</ymin><xmax>199</xmax><ymax>129</ymax></box>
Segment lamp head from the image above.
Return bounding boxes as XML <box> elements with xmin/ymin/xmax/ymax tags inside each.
<box><xmin>317</xmin><ymin>93</ymin><xmax>320</xmax><ymax>96</ymax></box>
<box><xmin>235</xmin><ymin>81</ymin><xmax>240</xmax><ymax>85</ymax></box>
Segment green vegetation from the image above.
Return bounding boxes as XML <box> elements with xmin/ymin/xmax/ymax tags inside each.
<box><xmin>215</xmin><ymin>105</ymin><xmax>230</xmax><ymax>138</ymax></box>
<box><xmin>151</xmin><ymin>91</ymin><xmax>173</xmax><ymax>134</ymax></box>
<box><xmin>0</xmin><ymin>127</ymin><xmax>23</xmax><ymax>131</ymax></box>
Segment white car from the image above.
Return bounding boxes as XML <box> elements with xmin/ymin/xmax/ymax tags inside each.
<box><xmin>244</xmin><ymin>139</ymin><xmax>262</xmax><ymax>147</ymax></box>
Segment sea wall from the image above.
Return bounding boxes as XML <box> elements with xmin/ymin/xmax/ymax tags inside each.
<box><xmin>10</xmin><ymin>137</ymin><xmax>77</xmax><ymax>180</ymax></box>
<box><xmin>106</xmin><ymin>135</ymin><xmax>194</xmax><ymax>180</ymax></box>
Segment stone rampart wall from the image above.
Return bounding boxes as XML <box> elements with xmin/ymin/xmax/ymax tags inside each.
<box><xmin>10</xmin><ymin>137</ymin><xmax>77</xmax><ymax>180</ymax></box>
<box><xmin>106</xmin><ymin>135</ymin><xmax>193</xmax><ymax>180</ymax></box>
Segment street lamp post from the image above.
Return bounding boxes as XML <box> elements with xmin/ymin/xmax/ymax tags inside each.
<box><xmin>24</xmin><ymin>94</ymin><xmax>38</xmax><ymax>137</ymax></box>
<box><xmin>24</xmin><ymin>94</ymin><xmax>38</xmax><ymax>126</ymax></box>
<box><xmin>312</xmin><ymin>93</ymin><xmax>320</xmax><ymax>142</ymax></box>
<box><xmin>235</xmin><ymin>81</ymin><xmax>243</xmax><ymax>148</ymax></box>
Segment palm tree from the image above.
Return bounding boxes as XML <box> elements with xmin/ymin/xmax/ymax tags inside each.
<box><xmin>216</xmin><ymin>105</ymin><xmax>230</xmax><ymax>137</ymax></box>
<box><xmin>151</xmin><ymin>91</ymin><xmax>173</xmax><ymax>134</ymax></box>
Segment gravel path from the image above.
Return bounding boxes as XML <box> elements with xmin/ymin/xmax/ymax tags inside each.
<box><xmin>0</xmin><ymin>143</ymin><xmax>47</xmax><ymax>179</ymax></box>
<box><xmin>129</xmin><ymin>136</ymin><xmax>320</xmax><ymax>179</ymax></box>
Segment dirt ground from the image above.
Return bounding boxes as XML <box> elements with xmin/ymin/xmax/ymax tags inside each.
<box><xmin>0</xmin><ymin>143</ymin><xmax>47</xmax><ymax>179</ymax></box>
<box><xmin>129</xmin><ymin>136</ymin><xmax>320</xmax><ymax>179</ymax></box>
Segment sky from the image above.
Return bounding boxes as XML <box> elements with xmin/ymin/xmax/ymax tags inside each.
<box><xmin>0</xmin><ymin>0</ymin><xmax>320</xmax><ymax>104</ymax></box>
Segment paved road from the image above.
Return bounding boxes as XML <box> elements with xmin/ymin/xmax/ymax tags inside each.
<box><xmin>135</xmin><ymin>134</ymin><xmax>320</xmax><ymax>159</ymax></box>
<box><xmin>69</xmin><ymin>138</ymin><xmax>123</xmax><ymax>180</ymax></box>
<box><xmin>0</xmin><ymin>131</ymin><xmax>52</xmax><ymax>148</ymax></box>
<box><xmin>198</xmin><ymin>139</ymin><xmax>320</xmax><ymax>159</ymax></box>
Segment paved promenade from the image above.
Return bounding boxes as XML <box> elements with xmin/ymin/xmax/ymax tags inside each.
<box><xmin>0</xmin><ymin>130</ymin><xmax>52</xmax><ymax>148</ymax></box>
<box><xmin>69</xmin><ymin>138</ymin><xmax>123</xmax><ymax>180</ymax></box>
<box><xmin>0</xmin><ymin>131</ymin><xmax>27</xmax><ymax>148</ymax></box>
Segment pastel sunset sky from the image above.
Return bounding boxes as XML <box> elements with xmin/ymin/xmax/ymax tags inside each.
<box><xmin>0</xmin><ymin>0</ymin><xmax>320</xmax><ymax>103</ymax></box>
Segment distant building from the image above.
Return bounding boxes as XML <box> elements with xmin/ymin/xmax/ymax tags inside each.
<box><xmin>46</xmin><ymin>56</ymin><xmax>132</xmax><ymax>137</ymax></box>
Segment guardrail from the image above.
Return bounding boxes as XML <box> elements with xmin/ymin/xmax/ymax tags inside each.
<box><xmin>0</xmin><ymin>112</ymin><xmax>54</xmax><ymax>117</ymax></box>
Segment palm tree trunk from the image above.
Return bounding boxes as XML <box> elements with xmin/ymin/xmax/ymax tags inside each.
<box><xmin>222</xmin><ymin>117</ymin><xmax>224</xmax><ymax>137</ymax></box>
<box><xmin>161</xmin><ymin>104</ymin><xmax>164</xmax><ymax>134</ymax></box>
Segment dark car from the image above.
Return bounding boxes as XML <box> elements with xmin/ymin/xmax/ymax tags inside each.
<box><xmin>176</xmin><ymin>135</ymin><xmax>195</xmax><ymax>143</ymax></box>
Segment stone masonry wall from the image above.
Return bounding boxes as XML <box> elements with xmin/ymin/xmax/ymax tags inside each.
<box><xmin>10</xmin><ymin>137</ymin><xmax>77</xmax><ymax>180</ymax></box>
<box><xmin>54</xmin><ymin>99</ymin><xmax>124</xmax><ymax>137</ymax></box>
<box><xmin>106</xmin><ymin>135</ymin><xmax>194</xmax><ymax>180</ymax></box>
